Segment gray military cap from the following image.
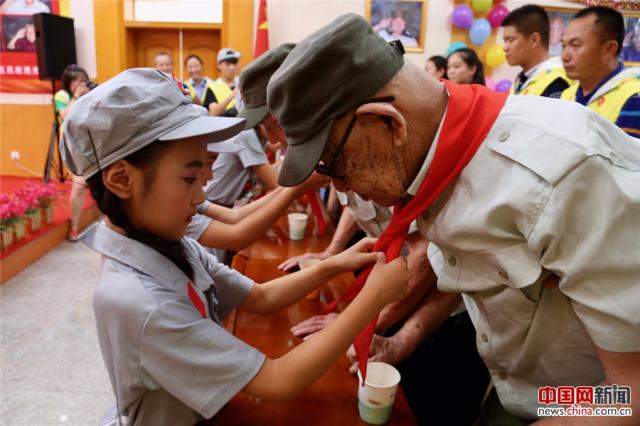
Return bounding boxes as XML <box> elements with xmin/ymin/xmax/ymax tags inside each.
<box><xmin>267</xmin><ymin>13</ymin><xmax>404</xmax><ymax>186</ymax></box>
<box><xmin>60</xmin><ymin>68</ymin><xmax>246</xmax><ymax>178</ymax></box>
<box><xmin>238</xmin><ymin>43</ymin><xmax>296</xmax><ymax>130</ymax></box>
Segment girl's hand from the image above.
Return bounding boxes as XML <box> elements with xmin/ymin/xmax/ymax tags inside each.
<box><xmin>328</xmin><ymin>238</ymin><xmax>378</xmax><ymax>273</ymax></box>
<box><xmin>363</xmin><ymin>253</ymin><xmax>410</xmax><ymax>306</ymax></box>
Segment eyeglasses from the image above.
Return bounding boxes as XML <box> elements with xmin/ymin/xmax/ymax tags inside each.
<box><xmin>315</xmin><ymin>95</ymin><xmax>395</xmax><ymax>180</ymax></box>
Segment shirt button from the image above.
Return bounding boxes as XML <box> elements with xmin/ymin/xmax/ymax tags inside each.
<box><xmin>498</xmin><ymin>269</ymin><xmax>509</xmax><ymax>280</ymax></box>
<box><xmin>481</xmin><ymin>333</ymin><xmax>488</xmax><ymax>343</ymax></box>
<box><xmin>448</xmin><ymin>256</ymin><xmax>457</xmax><ymax>267</ymax></box>
<box><xmin>498</xmin><ymin>131</ymin><xmax>510</xmax><ymax>142</ymax></box>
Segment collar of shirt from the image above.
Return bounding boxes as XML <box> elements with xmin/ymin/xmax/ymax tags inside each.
<box><xmin>576</xmin><ymin>62</ymin><xmax>624</xmax><ymax>106</ymax></box>
<box><xmin>81</xmin><ymin>221</ymin><xmax>213</xmax><ymax>292</ymax></box>
<box><xmin>405</xmin><ymin>103</ymin><xmax>448</xmax><ymax>197</ymax></box>
<box><xmin>190</xmin><ymin>78</ymin><xmax>208</xmax><ymax>99</ymax></box>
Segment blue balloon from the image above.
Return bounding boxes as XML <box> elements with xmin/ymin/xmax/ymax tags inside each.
<box><xmin>447</xmin><ymin>41</ymin><xmax>468</xmax><ymax>56</ymax></box>
<box><xmin>469</xmin><ymin>19</ymin><xmax>491</xmax><ymax>46</ymax></box>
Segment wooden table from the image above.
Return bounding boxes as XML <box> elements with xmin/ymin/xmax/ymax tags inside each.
<box><xmin>217</xmin><ymin>218</ymin><xmax>416</xmax><ymax>425</ymax></box>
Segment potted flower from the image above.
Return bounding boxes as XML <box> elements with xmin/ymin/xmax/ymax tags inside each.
<box><xmin>0</xmin><ymin>194</ymin><xmax>27</xmax><ymax>248</ymax></box>
<box><xmin>1</xmin><ymin>195</ymin><xmax>16</xmax><ymax>251</ymax></box>
<box><xmin>18</xmin><ymin>182</ymin><xmax>43</xmax><ymax>233</ymax></box>
<box><xmin>37</xmin><ymin>182</ymin><xmax>61</xmax><ymax>225</ymax></box>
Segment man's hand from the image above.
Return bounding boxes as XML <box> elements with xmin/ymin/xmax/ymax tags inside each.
<box><xmin>290</xmin><ymin>313</ymin><xmax>338</xmax><ymax>338</ymax></box>
<box><xmin>346</xmin><ymin>334</ymin><xmax>405</xmax><ymax>375</ymax></box>
<box><xmin>279</xmin><ymin>251</ymin><xmax>330</xmax><ymax>272</ymax></box>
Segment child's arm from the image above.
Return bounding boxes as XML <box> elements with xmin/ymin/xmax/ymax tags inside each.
<box><xmin>203</xmin><ymin>187</ymin><xmax>285</xmax><ymax>224</ymax></box>
<box><xmin>242</xmin><ymin>253</ymin><xmax>409</xmax><ymax>401</ymax></box>
<box><xmin>240</xmin><ymin>238</ymin><xmax>378</xmax><ymax>314</ymax></box>
<box><xmin>197</xmin><ymin>175</ymin><xmax>329</xmax><ymax>251</ymax></box>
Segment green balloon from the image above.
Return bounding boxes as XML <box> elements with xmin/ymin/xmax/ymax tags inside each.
<box><xmin>471</xmin><ymin>0</ymin><xmax>493</xmax><ymax>13</ymax></box>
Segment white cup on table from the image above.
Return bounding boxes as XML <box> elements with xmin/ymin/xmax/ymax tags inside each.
<box><xmin>357</xmin><ymin>362</ymin><xmax>401</xmax><ymax>425</ymax></box>
<box><xmin>287</xmin><ymin>212</ymin><xmax>308</xmax><ymax>241</ymax></box>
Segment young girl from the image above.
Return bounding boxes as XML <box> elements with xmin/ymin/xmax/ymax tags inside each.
<box><xmin>60</xmin><ymin>68</ymin><xmax>409</xmax><ymax>426</ymax></box>
<box><xmin>446</xmin><ymin>47</ymin><xmax>486</xmax><ymax>86</ymax></box>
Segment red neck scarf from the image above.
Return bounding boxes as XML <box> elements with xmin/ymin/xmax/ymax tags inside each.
<box><xmin>330</xmin><ymin>80</ymin><xmax>507</xmax><ymax>381</ymax></box>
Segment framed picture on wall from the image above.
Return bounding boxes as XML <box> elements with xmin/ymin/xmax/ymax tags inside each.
<box><xmin>622</xmin><ymin>13</ymin><xmax>640</xmax><ymax>65</ymax></box>
<box><xmin>544</xmin><ymin>7</ymin><xmax>578</xmax><ymax>58</ymax></box>
<box><xmin>546</xmin><ymin>6</ymin><xmax>640</xmax><ymax>66</ymax></box>
<box><xmin>365</xmin><ymin>0</ymin><xmax>427</xmax><ymax>52</ymax></box>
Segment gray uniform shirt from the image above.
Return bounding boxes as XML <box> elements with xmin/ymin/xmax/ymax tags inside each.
<box><xmin>204</xmin><ymin>129</ymin><xmax>267</xmax><ymax>207</ymax></box>
<box><xmin>83</xmin><ymin>222</ymin><xmax>265</xmax><ymax>425</ymax></box>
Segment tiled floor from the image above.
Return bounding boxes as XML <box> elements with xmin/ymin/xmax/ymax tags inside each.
<box><xmin>1</xmin><ymin>240</ymin><xmax>112</xmax><ymax>426</ymax></box>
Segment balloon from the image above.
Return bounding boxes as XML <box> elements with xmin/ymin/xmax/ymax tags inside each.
<box><xmin>488</xmin><ymin>4</ymin><xmax>509</xmax><ymax>28</ymax></box>
<box><xmin>485</xmin><ymin>77</ymin><xmax>496</xmax><ymax>91</ymax></box>
<box><xmin>495</xmin><ymin>79</ymin><xmax>512</xmax><ymax>92</ymax></box>
<box><xmin>485</xmin><ymin>44</ymin><xmax>506</xmax><ymax>67</ymax></box>
<box><xmin>447</xmin><ymin>41</ymin><xmax>467</xmax><ymax>56</ymax></box>
<box><xmin>470</xmin><ymin>19</ymin><xmax>491</xmax><ymax>46</ymax></box>
<box><xmin>452</xmin><ymin>4</ymin><xmax>474</xmax><ymax>29</ymax></box>
<box><xmin>471</xmin><ymin>0</ymin><xmax>493</xmax><ymax>13</ymax></box>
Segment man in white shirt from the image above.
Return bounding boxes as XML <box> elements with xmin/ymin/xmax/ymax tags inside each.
<box><xmin>268</xmin><ymin>13</ymin><xmax>640</xmax><ymax>424</ymax></box>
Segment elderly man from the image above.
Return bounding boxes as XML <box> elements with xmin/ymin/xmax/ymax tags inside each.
<box><xmin>239</xmin><ymin>43</ymin><xmax>489</xmax><ymax>425</ymax></box>
<box><xmin>268</xmin><ymin>14</ymin><xmax>640</xmax><ymax>425</ymax></box>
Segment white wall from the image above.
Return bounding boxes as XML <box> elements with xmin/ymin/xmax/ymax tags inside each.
<box><xmin>267</xmin><ymin>0</ymin><xmax>582</xmax><ymax>82</ymax></box>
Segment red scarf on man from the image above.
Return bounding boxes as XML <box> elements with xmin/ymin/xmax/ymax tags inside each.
<box><xmin>328</xmin><ymin>80</ymin><xmax>507</xmax><ymax>381</ymax></box>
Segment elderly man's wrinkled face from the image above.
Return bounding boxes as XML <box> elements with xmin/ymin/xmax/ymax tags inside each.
<box><xmin>319</xmin><ymin>106</ymin><xmax>408</xmax><ymax>207</ymax></box>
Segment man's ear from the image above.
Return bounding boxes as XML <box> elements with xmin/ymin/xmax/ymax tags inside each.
<box><xmin>102</xmin><ymin>160</ymin><xmax>135</xmax><ymax>200</ymax></box>
<box><xmin>355</xmin><ymin>101</ymin><xmax>407</xmax><ymax>147</ymax></box>
<box><xmin>603</xmin><ymin>39</ymin><xmax>619</xmax><ymax>58</ymax></box>
<box><xmin>530</xmin><ymin>32</ymin><xmax>542</xmax><ymax>48</ymax></box>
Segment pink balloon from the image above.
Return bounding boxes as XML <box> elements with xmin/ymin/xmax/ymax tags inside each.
<box><xmin>485</xmin><ymin>78</ymin><xmax>496</xmax><ymax>91</ymax></box>
<box><xmin>488</xmin><ymin>4</ymin><xmax>509</xmax><ymax>28</ymax></box>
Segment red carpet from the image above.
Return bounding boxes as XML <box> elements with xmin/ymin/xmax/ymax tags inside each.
<box><xmin>0</xmin><ymin>175</ymin><xmax>95</xmax><ymax>260</ymax></box>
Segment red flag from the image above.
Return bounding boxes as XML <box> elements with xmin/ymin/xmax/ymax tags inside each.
<box><xmin>254</xmin><ymin>0</ymin><xmax>269</xmax><ymax>58</ymax></box>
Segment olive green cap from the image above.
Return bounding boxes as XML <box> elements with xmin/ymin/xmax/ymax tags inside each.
<box><xmin>267</xmin><ymin>13</ymin><xmax>404</xmax><ymax>186</ymax></box>
<box><xmin>238</xmin><ymin>43</ymin><xmax>296</xmax><ymax>130</ymax></box>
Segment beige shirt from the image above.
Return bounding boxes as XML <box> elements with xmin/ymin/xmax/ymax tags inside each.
<box><xmin>412</xmin><ymin>95</ymin><xmax>640</xmax><ymax>418</ymax></box>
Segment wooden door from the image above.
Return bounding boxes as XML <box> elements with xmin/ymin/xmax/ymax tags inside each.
<box><xmin>129</xmin><ymin>28</ymin><xmax>220</xmax><ymax>81</ymax></box>
<box><xmin>133</xmin><ymin>29</ymin><xmax>181</xmax><ymax>75</ymax></box>
<box><xmin>183</xmin><ymin>29</ymin><xmax>220</xmax><ymax>81</ymax></box>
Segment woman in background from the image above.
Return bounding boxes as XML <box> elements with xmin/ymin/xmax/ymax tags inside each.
<box><xmin>54</xmin><ymin>64</ymin><xmax>91</xmax><ymax>241</ymax></box>
<box><xmin>425</xmin><ymin>55</ymin><xmax>447</xmax><ymax>80</ymax></box>
<box><xmin>446</xmin><ymin>47</ymin><xmax>485</xmax><ymax>85</ymax></box>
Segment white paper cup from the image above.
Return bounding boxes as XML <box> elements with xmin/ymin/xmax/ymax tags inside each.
<box><xmin>357</xmin><ymin>362</ymin><xmax>401</xmax><ymax>425</ymax></box>
<box><xmin>299</xmin><ymin>258</ymin><xmax>322</xmax><ymax>299</ymax></box>
<box><xmin>288</xmin><ymin>213</ymin><xmax>308</xmax><ymax>241</ymax></box>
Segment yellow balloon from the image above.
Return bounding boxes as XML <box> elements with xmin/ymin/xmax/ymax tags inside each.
<box><xmin>485</xmin><ymin>44</ymin><xmax>505</xmax><ymax>68</ymax></box>
<box><xmin>471</xmin><ymin>0</ymin><xmax>493</xmax><ymax>13</ymax></box>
